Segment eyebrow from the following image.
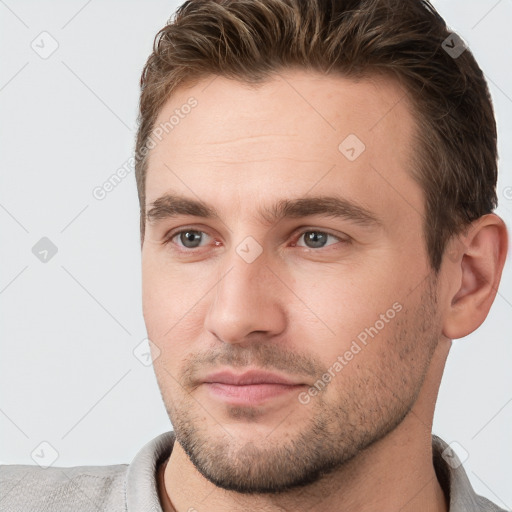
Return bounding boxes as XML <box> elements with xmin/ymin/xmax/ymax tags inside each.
<box><xmin>146</xmin><ymin>193</ymin><xmax>381</xmax><ymax>228</ymax></box>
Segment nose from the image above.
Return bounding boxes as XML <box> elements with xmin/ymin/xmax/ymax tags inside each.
<box><xmin>203</xmin><ymin>248</ymin><xmax>287</xmax><ymax>345</ymax></box>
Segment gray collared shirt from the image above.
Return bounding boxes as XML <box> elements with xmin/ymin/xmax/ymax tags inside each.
<box><xmin>0</xmin><ymin>432</ymin><xmax>506</xmax><ymax>511</ymax></box>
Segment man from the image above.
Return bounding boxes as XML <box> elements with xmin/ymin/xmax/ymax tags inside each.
<box><xmin>0</xmin><ymin>0</ymin><xmax>508</xmax><ymax>511</ymax></box>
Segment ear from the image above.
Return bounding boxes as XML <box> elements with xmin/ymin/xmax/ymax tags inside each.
<box><xmin>442</xmin><ymin>213</ymin><xmax>508</xmax><ymax>340</ymax></box>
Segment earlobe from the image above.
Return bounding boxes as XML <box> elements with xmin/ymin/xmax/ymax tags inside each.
<box><xmin>442</xmin><ymin>214</ymin><xmax>508</xmax><ymax>340</ymax></box>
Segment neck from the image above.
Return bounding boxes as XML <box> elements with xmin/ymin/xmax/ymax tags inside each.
<box><xmin>160</xmin><ymin>340</ymin><xmax>451</xmax><ymax>512</ymax></box>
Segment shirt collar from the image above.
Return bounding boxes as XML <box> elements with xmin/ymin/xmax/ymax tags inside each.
<box><xmin>125</xmin><ymin>431</ymin><xmax>175</xmax><ymax>511</ymax></box>
<box><xmin>432</xmin><ymin>434</ymin><xmax>504</xmax><ymax>511</ymax></box>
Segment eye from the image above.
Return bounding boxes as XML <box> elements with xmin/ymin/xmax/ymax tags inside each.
<box><xmin>295</xmin><ymin>230</ymin><xmax>345</xmax><ymax>249</ymax></box>
<box><xmin>169</xmin><ymin>229</ymin><xmax>211</xmax><ymax>249</ymax></box>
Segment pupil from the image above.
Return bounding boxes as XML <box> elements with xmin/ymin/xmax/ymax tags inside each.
<box><xmin>305</xmin><ymin>231</ymin><xmax>327</xmax><ymax>248</ymax></box>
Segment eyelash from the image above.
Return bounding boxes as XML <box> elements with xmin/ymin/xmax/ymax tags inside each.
<box><xmin>162</xmin><ymin>227</ymin><xmax>350</xmax><ymax>253</ymax></box>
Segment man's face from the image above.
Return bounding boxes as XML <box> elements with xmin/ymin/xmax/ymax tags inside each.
<box><xmin>141</xmin><ymin>70</ymin><xmax>443</xmax><ymax>493</ymax></box>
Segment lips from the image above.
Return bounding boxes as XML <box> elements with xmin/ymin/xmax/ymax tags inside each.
<box><xmin>203</xmin><ymin>369</ymin><xmax>301</xmax><ymax>386</ymax></box>
<box><xmin>202</xmin><ymin>369</ymin><xmax>306</xmax><ymax>405</ymax></box>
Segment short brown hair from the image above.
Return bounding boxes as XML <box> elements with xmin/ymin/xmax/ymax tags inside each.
<box><xmin>135</xmin><ymin>0</ymin><xmax>498</xmax><ymax>271</ymax></box>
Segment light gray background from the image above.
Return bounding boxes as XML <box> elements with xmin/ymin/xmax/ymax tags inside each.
<box><xmin>1</xmin><ymin>0</ymin><xmax>511</xmax><ymax>507</ymax></box>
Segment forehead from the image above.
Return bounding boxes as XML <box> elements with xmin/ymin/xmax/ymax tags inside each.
<box><xmin>145</xmin><ymin>70</ymin><xmax>423</xmax><ymax>228</ymax></box>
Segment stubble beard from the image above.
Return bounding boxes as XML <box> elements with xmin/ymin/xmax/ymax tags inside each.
<box><xmin>159</xmin><ymin>277</ymin><xmax>440</xmax><ymax>494</ymax></box>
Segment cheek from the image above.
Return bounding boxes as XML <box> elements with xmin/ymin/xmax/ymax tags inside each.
<box><xmin>289</xmin><ymin>267</ymin><xmax>401</xmax><ymax>346</ymax></box>
<box><xmin>142</xmin><ymin>261</ymin><xmax>213</xmax><ymax>384</ymax></box>
<box><xmin>318</xmin><ymin>313</ymin><xmax>411</xmax><ymax>407</ymax></box>
<box><xmin>142</xmin><ymin>256</ymin><xmax>208</xmax><ymax>338</ymax></box>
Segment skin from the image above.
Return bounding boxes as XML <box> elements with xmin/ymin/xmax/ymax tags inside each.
<box><xmin>141</xmin><ymin>69</ymin><xmax>508</xmax><ymax>512</ymax></box>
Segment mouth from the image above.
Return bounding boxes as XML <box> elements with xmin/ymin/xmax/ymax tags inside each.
<box><xmin>202</xmin><ymin>369</ymin><xmax>307</xmax><ymax>406</ymax></box>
